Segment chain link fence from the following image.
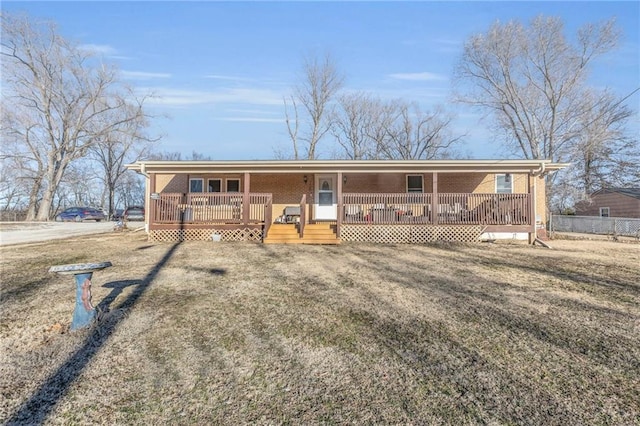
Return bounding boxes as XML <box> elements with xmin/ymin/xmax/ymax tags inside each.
<box><xmin>551</xmin><ymin>215</ymin><xmax>640</xmax><ymax>238</ymax></box>
<box><xmin>0</xmin><ymin>210</ymin><xmax>28</xmax><ymax>222</ymax></box>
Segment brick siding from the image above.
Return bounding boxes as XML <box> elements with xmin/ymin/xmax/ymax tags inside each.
<box><xmin>576</xmin><ymin>193</ymin><xmax>640</xmax><ymax>218</ymax></box>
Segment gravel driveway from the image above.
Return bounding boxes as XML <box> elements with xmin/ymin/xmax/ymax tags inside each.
<box><xmin>0</xmin><ymin>221</ymin><xmax>144</xmax><ymax>246</ymax></box>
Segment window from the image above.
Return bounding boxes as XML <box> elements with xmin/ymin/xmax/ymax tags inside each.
<box><xmin>407</xmin><ymin>175</ymin><xmax>423</xmax><ymax>193</ymax></box>
<box><xmin>226</xmin><ymin>179</ymin><xmax>240</xmax><ymax>192</ymax></box>
<box><xmin>599</xmin><ymin>207</ymin><xmax>610</xmax><ymax>217</ymax></box>
<box><xmin>496</xmin><ymin>174</ymin><xmax>513</xmax><ymax>194</ymax></box>
<box><xmin>189</xmin><ymin>178</ymin><xmax>204</xmax><ymax>193</ymax></box>
<box><xmin>208</xmin><ymin>179</ymin><xmax>222</xmax><ymax>192</ymax></box>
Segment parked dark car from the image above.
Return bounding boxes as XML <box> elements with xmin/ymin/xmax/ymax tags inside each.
<box><xmin>123</xmin><ymin>206</ymin><xmax>145</xmax><ymax>221</ymax></box>
<box><xmin>55</xmin><ymin>207</ymin><xmax>106</xmax><ymax>222</ymax></box>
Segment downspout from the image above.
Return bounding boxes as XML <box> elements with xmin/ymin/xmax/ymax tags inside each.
<box><xmin>138</xmin><ymin>162</ymin><xmax>150</xmax><ymax>178</ymax></box>
<box><xmin>137</xmin><ymin>163</ymin><xmax>151</xmax><ymax>233</ymax></box>
<box><xmin>531</xmin><ymin>161</ymin><xmax>546</xmax><ymax>176</ymax></box>
<box><xmin>532</xmin><ymin>174</ymin><xmax>537</xmax><ymax>243</ymax></box>
<box><xmin>530</xmin><ymin>161</ymin><xmax>546</xmax><ymax>243</ymax></box>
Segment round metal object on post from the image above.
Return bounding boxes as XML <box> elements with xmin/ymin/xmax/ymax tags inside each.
<box><xmin>49</xmin><ymin>262</ymin><xmax>113</xmax><ymax>330</ymax></box>
<box><xmin>49</xmin><ymin>261</ymin><xmax>113</xmax><ymax>275</ymax></box>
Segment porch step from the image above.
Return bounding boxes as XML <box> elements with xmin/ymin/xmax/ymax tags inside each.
<box><xmin>263</xmin><ymin>224</ymin><xmax>300</xmax><ymax>244</ymax></box>
<box><xmin>264</xmin><ymin>223</ymin><xmax>340</xmax><ymax>245</ymax></box>
<box><xmin>300</xmin><ymin>222</ymin><xmax>340</xmax><ymax>245</ymax></box>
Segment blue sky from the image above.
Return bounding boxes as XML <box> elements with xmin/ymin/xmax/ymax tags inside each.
<box><xmin>3</xmin><ymin>1</ymin><xmax>639</xmax><ymax>160</ymax></box>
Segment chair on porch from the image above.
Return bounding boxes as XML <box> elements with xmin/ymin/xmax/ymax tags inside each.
<box><xmin>344</xmin><ymin>205</ymin><xmax>363</xmax><ymax>222</ymax></box>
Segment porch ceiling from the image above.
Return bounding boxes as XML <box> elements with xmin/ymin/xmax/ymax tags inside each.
<box><xmin>126</xmin><ymin>159</ymin><xmax>569</xmax><ymax>175</ymax></box>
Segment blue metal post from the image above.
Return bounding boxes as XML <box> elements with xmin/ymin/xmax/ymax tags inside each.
<box><xmin>71</xmin><ymin>272</ymin><xmax>95</xmax><ymax>330</ymax></box>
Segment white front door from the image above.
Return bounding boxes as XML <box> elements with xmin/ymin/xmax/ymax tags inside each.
<box><xmin>314</xmin><ymin>175</ymin><xmax>337</xmax><ymax>220</ymax></box>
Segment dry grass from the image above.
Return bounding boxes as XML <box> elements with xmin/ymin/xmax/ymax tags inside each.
<box><xmin>1</xmin><ymin>232</ymin><xmax>639</xmax><ymax>425</ymax></box>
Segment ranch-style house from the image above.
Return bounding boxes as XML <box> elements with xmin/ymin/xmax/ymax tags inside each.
<box><xmin>125</xmin><ymin>159</ymin><xmax>568</xmax><ymax>244</ymax></box>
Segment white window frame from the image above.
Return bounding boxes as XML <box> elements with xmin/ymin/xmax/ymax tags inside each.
<box><xmin>189</xmin><ymin>178</ymin><xmax>204</xmax><ymax>193</ymax></box>
<box><xmin>226</xmin><ymin>178</ymin><xmax>241</xmax><ymax>193</ymax></box>
<box><xmin>496</xmin><ymin>174</ymin><xmax>513</xmax><ymax>194</ymax></box>
<box><xmin>208</xmin><ymin>178</ymin><xmax>222</xmax><ymax>193</ymax></box>
<box><xmin>406</xmin><ymin>175</ymin><xmax>424</xmax><ymax>193</ymax></box>
<box><xmin>599</xmin><ymin>207</ymin><xmax>610</xmax><ymax>217</ymax></box>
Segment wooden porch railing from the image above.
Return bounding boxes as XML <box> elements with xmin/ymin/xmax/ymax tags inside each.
<box><xmin>299</xmin><ymin>194</ymin><xmax>307</xmax><ymax>238</ymax></box>
<box><xmin>152</xmin><ymin>193</ymin><xmax>183</xmax><ymax>223</ymax></box>
<box><xmin>342</xmin><ymin>193</ymin><xmax>531</xmax><ymax>226</ymax></box>
<box><xmin>264</xmin><ymin>197</ymin><xmax>272</xmax><ymax>238</ymax></box>
<box><xmin>449</xmin><ymin>193</ymin><xmax>531</xmax><ymax>225</ymax></box>
<box><xmin>151</xmin><ymin>193</ymin><xmax>272</xmax><ymax>224</ymax></box>
<box><xmin>342</xmin><ymin>193</ymin><xmax>433</xmax><ymax>224</ymax></box>
<box><xmin>153</xmin><ymin>192</ymin><xmax>530</xmax><ymax>228</ymax></box>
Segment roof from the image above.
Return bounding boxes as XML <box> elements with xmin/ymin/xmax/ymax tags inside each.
<box><xmin>126</xmin><ymin>159</ymin><xmax>569</xmax><ymax>175</ymax></box>
<box><xmin>592</xmin><ymin>188</ymin><xmax>640</xmax><ymax>200</ymax></box>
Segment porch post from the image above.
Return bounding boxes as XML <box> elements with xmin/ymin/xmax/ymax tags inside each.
<box><xmin>336</xmin><ymin>172</ymin><xmax>343</xmax><ymax>238</ymax></box>
<box><xmin>243</xmin><ymin>172</ymin><xmax>250</xmax><ymax>225</ymax></box>
<box><xmin>432</xmin><ymin>172</ymin><xmax>438</xmax><ymax>225</ymax></box>
<box><xmin>148</xmin><ymin>173</ymin><xmax>156</xmax><ymax>231</ymax></box>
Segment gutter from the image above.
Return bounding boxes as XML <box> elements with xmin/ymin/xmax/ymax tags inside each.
<box><xmin>532</xmin><ymin>161</ymin><xmax>546</xmax><ymax>176</ymax></box>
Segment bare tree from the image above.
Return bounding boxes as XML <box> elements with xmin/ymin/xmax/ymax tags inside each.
<box><xmin>1</xmin><ymin>102</ymin><xmax>45</xmax><ymax>219</ymax></box>
<box><xmin>454</xmin><ymin>15</ymin><xmax>640</xmax><ymax>213</ymax></box>
<box><xmin>116</xmin><ymin>171</ymin><xmax>145</xmax><ymax>209</ymax></box>
<box><xmin>329</xmin><ymin>92</ymin><xmax>381</xmax><ymax>160</ymax></box>
<box><xmin>90</xmin><ymin>96</ymin><xmax>158</xmax><ymax>219</ymax></box>
<box><xmin>549</xmin><ymin>89</ymin><xmax>640</xmax><ymax>211</ymax></box>
<box><xmin>454</xmin><ymin>15</ymin><xmax>622</xmax><ymax>162</ymax></box>
<box><xmin>1</xmin><ymin>13</ymin><xmax>152</xmax><ymax>220</ymax></box>
<box><xmin>147</xmin><ymin>150</ymin><xmax>211</xmax><ymax>161</ymax></box>
<box><xmin>570</xmin><ymin>89</ymin><xmax>639</xmax><ymax>193</ymax></box>
<box><xmin>282</xmin><ymin>95</ymin><xmax>300</xmax><ymax>159</ymax></box>
<box><xmin>56</xmin><ymin>160</ymin><xmax>103</xmax><ymax>210</ymax></box>
<box><xmin>378</xmin><ymin>101</ymin><xmax>461</xmax><ymax>160</ymax></box>
<box><xmin>330</xmin><ymin>94</ymin><xmax>461</xmax><ymax>160</ymax></box>
<box><xmin>284</xmin><ymin>53</ymin><xmax>344</xmax><ymax>159</ymax></box>
<box><xmin>0</xmin><ymin>156</ymin><xmax>30</xmax><ymax>211</ymax></box>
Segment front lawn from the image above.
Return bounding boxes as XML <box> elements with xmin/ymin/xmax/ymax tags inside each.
<box><xmin>1</xmin><ymin>233</ymin><xmax>638</xmax><ymax>424</ymax></box>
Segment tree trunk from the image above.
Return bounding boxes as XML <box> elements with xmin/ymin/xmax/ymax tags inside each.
<box><xmin>36</xmin><ymin>184</ymin><xmax>55</xmax><ymax>221</ymax></box>
<box><xmin>25</xmin><ymin>177</ymin><xmax>42</xmax><ymax>221</ymax></box>
<box><xmin>107</xmin><ymin>184</ymin><xmax>115</xmax><ymax>220</ymax></box>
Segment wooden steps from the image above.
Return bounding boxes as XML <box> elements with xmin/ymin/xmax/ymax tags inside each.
<box><xmin>263</xmin><ymin>223</ymin><xmax>340</xmax><ymax>245</ymax></box>
<box><xmin>263</xmin><ymin>223</ymin><xmax>301</xmax><ymax>244</ymax></box>
<box><xmin>300</xmin><ymin>223</ymin><xmax>340</xmax><ymax>245</ymax></box>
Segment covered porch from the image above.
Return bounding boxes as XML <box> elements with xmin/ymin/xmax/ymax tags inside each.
<box><xmin>146</xmin><ymin>190</ymin><xmax>532</xmax><ymax>243</ymax></box>
<box><xmin>126</xmin><ymin>160</ymin><xmax>567</xmax><ymax>243</ymax></box>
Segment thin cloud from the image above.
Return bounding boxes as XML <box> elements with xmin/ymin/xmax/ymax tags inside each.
<box><xmin>78</xmin><ymin>44</ymin><xmax>132</xmax><ymax>60</ymax></box>
<box><xmin>122</xmin><ymin>71</ymin><xmax>172</xmax><ymax>80</ymax></box>
<box><xmin>142</xmin><ymin>87</ymin><xmax>284</xmax><ymax>107</ymax></box>
<box><xmin>226</xmin><ymin>108</ymin><xmax>280</xmax><ymax>115</ymax></box>
<box><xmin>433</xmin><ymin>37</ymin><xmax>463</xmax><ymax>54</ymax></box>
<box><xmin>434</xmin><ymin>37</ymin><xmax>462</xmax><ymax>47</ymax></box>
<box><xmin>78</xmin><ymin>44</ymin><xmax>118</xmax><ymax>55</ymax></box>
<box><xmin>215</xmin><ymin>117</ymin><xmax>284</xmax><ymax>123</ymax></box>
<box><xmin>205</xmin><ymin>74</ymin><xmax>254</xmax><ymax>82</ymax></box>
<box><xmin>389</xmin><ymin>72</ymin><xmax>448</xmax><ymax>82</ymax></box>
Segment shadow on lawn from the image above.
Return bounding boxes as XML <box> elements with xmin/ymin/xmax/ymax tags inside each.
<box><xmin>185</xmin><ymin>266</ymin><xmax>226</xmax><ymax>275</ymax></box>
<box><xmin>0</xmin><ymin>277</ymin><xmax>50</xmax><ymax>306</ymax></box>
<box><xmin>357</xmin><ymin>245</ymin><xmax>639</xmax><ymax>369</ymax></box>
<box><xmin>6</xmin><ymin>242</ymin><xmax>182</xmax><ymax>425</ymax></box>
<box><xmin>96</xmin><ymin>279</ymin><xmax>144</xmax><ymax>314</ymax></box>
